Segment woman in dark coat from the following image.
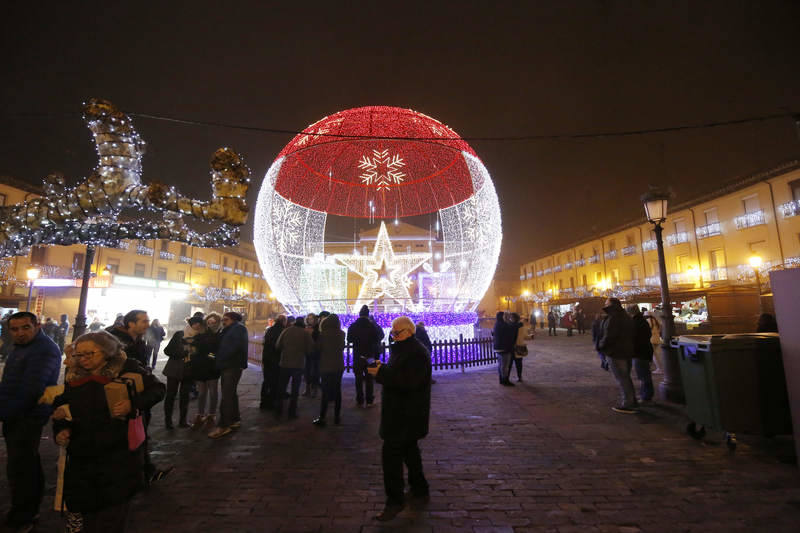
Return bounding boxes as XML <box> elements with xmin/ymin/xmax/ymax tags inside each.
<box><xmin>313</xmin><ymin>313</ymin><xmax>345</xmax><ymax>426</ymax></box>
<box><xmin>161</xmin><ymin>324</ymin><xmax>192</xmax><ymax>429</ymax></box>
<box><xmin>185</xmin><ymin>316</ymin><xmax>221</xmax><ymax>428</ymax></box>
<box><xmin>627</xmin><ymin>304</ymin><xmax>654</xmax><ymax>402</ymax></box>
<box><xmin>52</xmin><ymin>331</ymin><xmax>165</xmax><ymax>532</ymax></box>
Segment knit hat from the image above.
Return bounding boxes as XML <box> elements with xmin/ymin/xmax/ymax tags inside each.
<box><xmin>359</xmin><ymin>305</ymin><xmax>370</xmax><ymax>317</ymax></box>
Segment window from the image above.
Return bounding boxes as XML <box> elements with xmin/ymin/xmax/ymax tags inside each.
<box><xmin>105</xmin><ymin>259</ymin><xmax>119</xmax><ymax>274</ymax></box>
<box><xmin>676</xmin><ymin>254</ymin><xmax>690</xmax><ymax>272</ymax></box>
<box><xmin>709</xmin><ymin>249</ymin><xmax>725</xmax><ymax>269</ymax></box>
<box><xmin>611</xmin><ymin>268</ymin><xmax>619</xmax><ymax>285</ymax></box>
<box><xmin>223</xmin><ymin>256</ymin><xmax>228</xmax><ymax>267</ymax></box>
<box><xmin>0</xmin><ymin>193</ymin><xmax>6</xmax><ymax>206</ymax></box>
<box><xmin>72</xmin><ymin>253</ymin><xmax>85</xmax><ymax>272</ymax></box>
<box><xmin>608</xmin><ymin>239</ymin><xmax>616</xmax><ymax>251</ymax></box>
<box><xmin>157</xmin><ymin>268</ymin><xmax>167</xmax><ymax>280</ymax></box>
<box><xmin>134</xmin><ymin>263</ymin><xmax>146</xmax><ymax>277</ymax></box>
<box><xmin>558</xmin><ymin>279</ymin><xmax>563</xmax><ymax>290</ymax></box>
<box><xmin>569</xmin><ymin>277</ymin><xmax>575</xmax><ymax>290</ymax></box>
<box><xmin>704</xmin><ymin>208</ymin><xmax>719</xmax><ymax>225</ymax></box>
<box><xmin>595</xmin><ymin>271</ymin><xmax>602</xmax><ymax>282</ymax></box>
<box><xmin>176</xmin><ymin>270</ymin><xmax>186</xmax><ymax>282</ymax></box>
<box><xmin>160</xmin><ymin>240</ymin><xmax>169</xmax><ymax>252</ymax></box>
<box><xmin>30</xmin><ymin>246</ymin><xmax>47</xmax><ymax>265</ymax></box>
<box><xmin>650</xmin><ymin>261</ymin><xmax>659</xmax><ymax>277</ymax></box>
<box><xmin>674</xmin><ymin>218</ymin><xmax>687</xmax><ymax>234</ymax></box>
<box><xmin>180</xmin><ymin>244</ymin><xmax>187</xmax><ymax>257</ymax></box>
<box><xmin>582</xmin><ymin>274</ymin><xmax>587</xmax><ymax>286</ymax></box>
<box><xmin>631</xmin><ymin>265</ymin><xmax>641</xmax><ymax>280</ymax></box>
<box><xmin>743</xmin><ymin>194</ymin><xmax>761</xmax><ymax>213</ymax></box>
<box><xmin>626</xmin><ymin>235</ymin><xmax>634</xmax><ymax>247</ymax></box>
<box><xmin>790</xmin><ymin>179</ymin><xmax>800</xmax><ymax>203</ymax></box>
<box><xmin>748</xmin><ymin>240</ymin><xmax>767</xmax><ymax>256</ymax></box>
<box><xmin>222</xmin><ymin>278</ymin><xmax>228</xmax><ymax>289</ymax></box>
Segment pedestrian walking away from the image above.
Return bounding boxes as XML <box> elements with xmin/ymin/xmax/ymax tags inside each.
<box><xmin>628</xmin><ymin>304</ymin><xmax>655</xmax><ymax>403</ymax></box>
<box><xmin>0</xmin><ymin>312</ymin><xmax>62</xmax><ymax>531</ymax></box>
<box><xmin>598</xmin><ymin>298</ymin><xmax>637</xmax><ymax>413</ymax></box>
<box><xmin>368</xmin><ymin>316</ymin><xmax>431</xmax><ymax>522</ymax></box>
<box><xmin>313</xmin><ymin>313</ymin><xmax>345</xmax><ymax>426</ymax></box>
<box><xmin>261</xmin><ymin>315</ymin><xmax>286</xmax><ymax>410</ymax></box>
<box><xmin>347</xmin><ymin>305</ymin><xmax>384</xmax><ymax>407</ymax></box>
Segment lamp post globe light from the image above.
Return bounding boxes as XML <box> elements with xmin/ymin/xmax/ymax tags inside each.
<box><xmin>641</xmin><ymin>188</ymin><xmax>684</xmax><ymax>404</ymax></box>
<box><xmin>25</xmin><ymin>267</ymin><xmax>41</xmax><ymax>312</ymax></box>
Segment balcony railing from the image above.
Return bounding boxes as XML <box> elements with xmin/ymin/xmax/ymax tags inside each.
<box><xmin>564</xmin><ymin>262</ymin><xmax>573</xmax><ymax>269</ymax></box>
<box><xmin>703</xmin><ymin>267</ymin><xmax>728</xmax><ymax>281</ymax></box>
<box><xmin>519</xmin><ymin>275</ymin><xmax>525</xmax><ymax>281</ymax></box>
<box><xmin>210</xmin><ymin>263</ymin><xmax>220</xmax><ymax>270</ymax></box>
<box><xmin>622</xmin><ymin>245</ymin><xmax>637</xmax><ymax>256</ymax></box>
<box><xmin>624</xmin><ymin>279</ymin><xmax>641</xmax><ymax>287</ymax></box>
<box><xmin>695</xmin><ymin>222</ymin><xmax>721</xmax><ymax>239</ymax></box>
<box><xmin>666</xmin><ymin>232</ymin><xmax>690</xmax><ymax>246</ymax></box>
<box><xmin>234</xmin><ymin>268</ymin><xmax>243</xmax><ymax>275</ymax></box>
<box><xmin>644</xmin><ymin>276</ymin><xmax>661</xmax><ymax>286</ymax></box>
<box><xmin>179</xmin><ymin>256</ymin><xmax>192</xmax><ymax>264</ymax></box>
<box><xmin>642</xmin><ymin>240</ymin><xmax>657</xmax><ymax>252</ymax></box>
<box><xmin>543</xmin><ymin>268</ymin><xmax>552</xmax><ymax>274</ymax></box>
<box><xmin>116</xmin><ymin>241</ymin><xmax>130</xmax><ymax>250</ymax></box>
<box><xmin>604</xmin><ymin>250</ymin><xmax>617</xmax><ymax>260</ymax></box>
<box><xmin>159</xmin><ymin>251</ymin><xmax>175</xmax><ymax>261</ymax></box>
<box><xmin>245</xmin><ymin>271</ymin><xmax>253</xmax><ymax>278</ymax></box>
<box><xmin>734</xmin><ymin>210</ymin><xmax>766</xmax><ymax>229</ymax></box>
<box><xmin>222</xmin><ymin>266</ymin><xmax>233</xmax><ymax>273</ymax></box>
<box><xmin>779</xmin><ymin>200</ymin><xmax>799</xmax><ymax>218</ymax></box>
<box><xmin>536</xmin><ymin>271</ymin><xmax>543</xmax><ymax>277</ymax></box>
<box><xmin>136</xmin><ymin>245</ymin><xmax>153</xmax><ymax>256</ymax></box>
<box><xmin>552</xmin><ymin>265</ymin><xmax>562</xmax><ymax>272</ymax></box>
<box><xmin>587</xmin><ymin>255</ymin><xmax>600</xmax><ymax>264</ymax></box>
<box><xmin>575</xmin><ymin>259</ymin><xmax>585</xmax><ymax>267</ymax></box>
<box><xmin>195</xmin><ymin>260</ymin><xmax>207</xmax><ymax>268</ymax></box>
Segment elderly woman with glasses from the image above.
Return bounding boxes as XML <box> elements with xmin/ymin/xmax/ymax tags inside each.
<box><xmin>52</xmin><ymin>331</ymin><xmax>165</xmax><ymax>532</ymax></box>
<box><xmin>367</xmin><ymin>316</ymin><xmax>432</xmax><ymax>522</ymax></box>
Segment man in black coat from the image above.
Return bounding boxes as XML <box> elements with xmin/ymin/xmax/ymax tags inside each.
<box><xmin>492</xmin><ymin>311</ymin><xmax>517</xmax><ymax>386</ymax></box>
<box><xmin>107</xmin><ymin>310</ymin><xmax>150</xmax><ymax>369</ymax></box>
<box><xmin>627</xmin><ymin>304</ymin><xmax>655</xmax><ymax>403</ymax></box>
<box><xmin>368</xmin><ymin>316</ymin><xmax>431</xmax><ymax>521</ymax></box>
<box><xmin>260</xmin><ymin>315</ymin><xmax>286</xmax><ymax>410</ymax></box>
<box><xmin>347</xmin><ymin>305</ymin><xmax>384</xmax><ymax>407</ymax></box>
<box><xmin>598</xmin><ymin>298</ymin><xmax>637</xmax><ymax>413</ymax></box>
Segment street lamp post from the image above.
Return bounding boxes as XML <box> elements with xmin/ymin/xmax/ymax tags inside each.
<box><xmin>25</xmin><ymin>267</ymin><xmax>41</xmax><ymax>312</ymax></box>
<box><xmin>72</xmin><ymin>244</ymin><xmax>96</xmax><ymax>341</ymax></box>
<box><xmin>642</xmin><ymin>189</ymin><xmax>684</xmax><ymax>404</ymax></box>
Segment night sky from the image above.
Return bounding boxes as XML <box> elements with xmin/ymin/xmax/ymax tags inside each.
<box><xmin>2</xmin><ymin>1</ymin><xmax>800</xmax><ymax>280</ymax></box>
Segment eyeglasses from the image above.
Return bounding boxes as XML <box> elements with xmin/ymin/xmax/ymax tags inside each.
<box><xmin>390</xmin><ymin>329</ymin><xmax>409</xmax><ymax>337</ymax></box>
<box><xmin>75</xmin><ymin>351</ymin><xmax>102</xmax><ymax>359</ymax></box>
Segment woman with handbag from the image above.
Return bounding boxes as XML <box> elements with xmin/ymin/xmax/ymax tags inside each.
<box><xmin>51</xmin><ymin>331</ymin><xmax>165</xmax><ymax>532</ymax></box>
<box><xmin>510</xmin><ymin>313</ymin><xmax>529</xmax><ymax>382</ymax></box>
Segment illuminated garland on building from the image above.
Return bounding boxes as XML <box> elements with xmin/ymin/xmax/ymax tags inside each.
<box><xmin>254</xmin><ymin>106</ymin><xmax>502</xmax><ymax>317</ymax></box>
<box><xmin>0</xmin><ymin>98</ymin><xmax>250</xmax><ymax>257</ymax></box>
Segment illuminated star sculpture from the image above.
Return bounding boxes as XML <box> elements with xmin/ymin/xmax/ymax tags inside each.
<box><xmin>335</xmin><ymin>221</ymin><xmax>431</xmax><ymax>308</ymax></box>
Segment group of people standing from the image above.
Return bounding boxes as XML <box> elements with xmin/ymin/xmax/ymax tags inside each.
<box><xmin>492</xmin><ymin>311</ymin><xmax>529</xmax><ymax>386</ymax></box>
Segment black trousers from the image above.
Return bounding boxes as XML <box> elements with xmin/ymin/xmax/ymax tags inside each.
<box><xmin>304</xmin><ymin>355</ymin><xmax>320</xmax><ymax>392</ymax></box>
<box><xmin>353</xmin><ymin>357</ymin><xmax>374</xmax><ymax>405</ymax></box>
<box><xmin>164</xmin><ymin>376</ymin><xmax>192</xmax><ymax>423</ymax></box>
<box><xmin>276</xmin><ymin>367</ymin><xmax>303</xmax><ymax>416</ymax></box>
<box><xmin>382</xmin><ymin>439</ymin><xmax>428</xmax><ymax>506</ymax></box>
<box><xmin>2</xmin><ymin>418</ymin><xmax>45</xmax><ymax>526</ymax></box>
<box><xmin>260</xmin><ymin>361</ymin><xmax>280</xmax><ymax>407</ymax></box>
<box><xmin>511</xmin><ymin>356</ymin><xmax>523</xmax><ymax>379</ymax></box>
<box><xmin>82</xmin><ymin>500</ymin><xmax>130</xmax><ymax>532</ymax></box>
<box><xmin>319</xmin><ymin>370</ymin><xmax>343</xmax><ymax>419</ymax></box>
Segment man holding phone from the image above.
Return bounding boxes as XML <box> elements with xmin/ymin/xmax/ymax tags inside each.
<box><xmin>347</xmin><ymin>305</ymin><xmax>384</xmax><ymax>407</ymax></box>
<box><xmin>368</xmin><ymin>316</ymin><xmax>432</xmax><ymax>521</ymax></box>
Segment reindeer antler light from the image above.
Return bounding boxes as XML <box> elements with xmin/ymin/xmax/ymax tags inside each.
<box><xmin>0</xmin><ymin>98</ymin><xmax>251</xmax><ymax>257</ymax></box>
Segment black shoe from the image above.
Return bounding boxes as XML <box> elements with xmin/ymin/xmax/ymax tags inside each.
<box><xmin>178</xmin><ymin>420</ymin><xmax>190</xmax><ymax>428</ymax></box>
<box><xmin>375</xmin><ymin>504</ymin><xmax>404</xmax><ymax>521</ymax></box>
<box><xmin>312</xmin><ymin>417</ymin><xmax>326</xmax><ymax>426</ymax></box>
<box><xmin>165</xmin><ymin>420</ymin><xmax>174</xmax><ymax>430</ymax></box>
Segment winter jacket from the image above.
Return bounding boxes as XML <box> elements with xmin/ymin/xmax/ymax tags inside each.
<box><xmin>631</xmin><ymin>312</ymin><xmax>654</xmax><ymax>361</ymax></box>
<box><xmin>216</xmin><ymin>321</ymin><xmax>249</xmax><ymax>370</ymax></box>
<box><xmin>492</xmin><ymin>312</ymin><xmax>517</xmax><ymax>352</ymax></box>
<box><xmin>0</xmin><ymin>329</ymin><xmax>62</xmax><ymax>423</ymax></box>
<box><xmin>162</xmin><ymin>330</ymin><xmax>187</xmax><ymax>380</ymax></box>
<box><xmin>375</xmin><ymin>335</ymin><xmax>432</xmax><ymax>442</ymax></box>
<box><xmin>276</xmin><ymin>324</ymin><xmax>312</xmax><ymax>369</ymax></box>
<box><xmin>261</xmin><ymin>323</ymin><xmax>285</xmax><ymax>369</ymax></box>
<box><xmin>107</xmin><ymin>326</ymin><xmax>148</xmax><ymax>368</ymax></box>
<box><xmin>415</xmin><ymin>327</ymin><xmax>433</xmax><ymax>354</ymax></box>
<box><xmin>53</xmin><ymin>353</ymin><xmax>165</xmax><ymax>513</ymax></box>
<box><xmin>317</xmin><ymin>315</ymin><xmax>345</xmax><ymax>374</ymax></box>
<box><xmin>598</xmin><ymin>303</ymin><xmax>635</xmax><ymax>360</ymax></box>
<box><xmin>145</xmin><ymin>324</ymin><xmax>165</xmax><ymax>346</ymax></box>
<box><xmin>187</xmin><ymin>330</ymin><xmax>221</xmax><ymax>381</ymax></box>
<box><xmin>347</xmin><ymin>316</ymin><xmax>384</xmax><ymax>358</ymax></box>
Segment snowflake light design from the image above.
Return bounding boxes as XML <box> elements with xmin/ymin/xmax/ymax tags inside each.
<box><xmin>358</xmin><ymin>149</ymin><xmax>406</xmax><ymax>191</ymax></box>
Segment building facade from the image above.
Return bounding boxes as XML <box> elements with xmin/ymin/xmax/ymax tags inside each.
<box><xmin>519</xmin><ymin>161</ymin><xmax>800</xmax><ymax>333</ymax></box>
<box><xmin>0</xmin><ymin>176</ymin><xmax>278</xmax><ymax>330</ymax></box>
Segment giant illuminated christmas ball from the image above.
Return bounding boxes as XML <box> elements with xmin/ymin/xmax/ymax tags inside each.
<box><xmin>254</xmin><ymin>106</ymin><xmax>501</xmax><ymax>321</ymax></box>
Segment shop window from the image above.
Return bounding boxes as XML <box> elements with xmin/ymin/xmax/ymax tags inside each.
<box><xmin>72</xmin><ymin>253</ymin><xmax>85</xmax><ymax>272</ymax></box>
<box><xmin>743</xmin><ymin>194</ymin><xmax>761</xmax><ymax>213</ymax></box>
<box><xmin>134</xmin><ymin>263</ymin><xmax>145</xmax><ymax>277</ymax></box>
<box><xmin>157</xmin><ymin>268</ymin><xmax>167</xmax><ymax>280</ymax></box>
<box><xmin>176</xmin><ymin>271</ymin><xmax>186</xmax><ymax>282</ymax></box>
<box><xmin>30</xmin><ymin>246</ymin><xmax>47</xmax><ymax>265</ymax></box>
<box><xmin>160</xmin><ymin>240</ymin><xmax>169</xmax><ymax>252</ymax></box>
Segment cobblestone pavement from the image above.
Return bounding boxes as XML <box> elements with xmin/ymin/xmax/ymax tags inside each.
<box><xmin>3</xmin><ymin>331</ymin><xmax>800</xmax><ymax>532</ymax></box>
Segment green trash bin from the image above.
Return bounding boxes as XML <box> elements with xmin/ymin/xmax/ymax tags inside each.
<box><xmin>676</xmin><ymin>333</ymin><xmax>792</xmax><ymax>450</ymax></box>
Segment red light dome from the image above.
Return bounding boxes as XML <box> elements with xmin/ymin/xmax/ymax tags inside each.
<box><xmin>272</xmin><ymin>106</ymin><xmax>480</xmax><ymax>218</ymax></box>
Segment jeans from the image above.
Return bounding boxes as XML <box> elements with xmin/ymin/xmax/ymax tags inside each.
<box><xmin>608</xmin><ymin>358</ymin><xmax>637</xmax><ymax>408</ymax></box>
<box><xmin>276</xmin><ymin>367</ymin><xmax>303</xmax><ymax>416</ymax></box>
<box><xmin>218</xmin><ymin>367</ymin><xmax>243</xmax><ymax>427</ymax></box>
<box><xmin>2</xmin><ymin>418</ymin><xmax>45</xmax><ymax>526</ymax></box>
<box><xmin>495</xmin><ymin>351</ymin><xmax>511</xmax><ymax>382</ymax></box>
<box><xmin>164</xmin><ymin>377</ymin><xmax>192</xmax><ymax>423</ymax></box>
<box><xmin>633</xmin><ymin>358</ymin><xmax>654</xmax><ymax>401</ymax></box>
<box><xmin>382</xmin><ymin>439</ymin><xmax>428</xmax><ymax>506</ymax></box>
<box><xmin>304</xmin><ymin>354</ymin><xmax>320</xmax><ymax>393</ymax></box>
<box><xmin>197</xmin><ymin>378</ymin><xmax>219</xmax><ymax>415</ymax></box>
<box><xmin>319</xmin><ymin>370</ymin><xmax>343</xmax><ymax>419</ymax></box>
<box><xmin>353</xmin><ymin>357</ymin><xmax>374</xmax><ymax>405</ymax></box>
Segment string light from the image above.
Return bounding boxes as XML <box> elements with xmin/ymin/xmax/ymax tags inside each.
<box><xmin>0</xmin><ymin>98</ymin><xmax>251</xmax><ymax>258</ymax></box>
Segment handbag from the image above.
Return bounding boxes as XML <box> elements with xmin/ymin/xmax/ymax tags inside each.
<box><xmin>514</xmin><ymin>344</ymin><xmax>528</xmax><ymax>357</ymax></box>
<box><xmin>128</xmin><ymin>413</ymin><xmax>145</xmax><ymax>451</ymax></box>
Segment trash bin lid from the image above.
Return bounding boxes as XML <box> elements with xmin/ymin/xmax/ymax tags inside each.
<box><xmin>718</xmin><ymin>332</ymin><xmax>781</xmax><ymax>350</ymax></box>
<box><xmin>678</xmin><ymin>334</ymin><xmax>724</xmax><ymax>347</ymax></box>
